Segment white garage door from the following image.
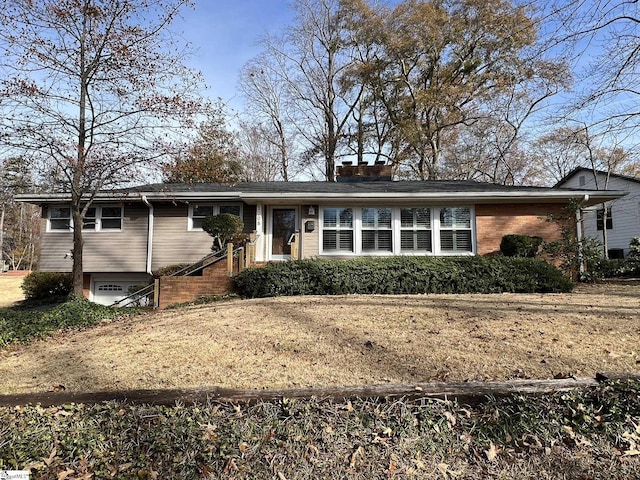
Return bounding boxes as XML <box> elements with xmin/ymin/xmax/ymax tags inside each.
<box><xmin>93</xmin><ymin>281</ymin><xmax>139</xmax><ymax>306</ymax></box>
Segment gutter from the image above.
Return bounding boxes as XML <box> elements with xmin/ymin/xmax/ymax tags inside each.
<box><xmin>141</xmin><ymin>195</ymin><xmax>154</xmax><ymax>275</ymax></box>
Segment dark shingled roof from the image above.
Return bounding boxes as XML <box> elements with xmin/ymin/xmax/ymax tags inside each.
<box><xmin>127</xmin><ymin>180</ymin><xmax>578</xmax><ymax>195</ymax></box>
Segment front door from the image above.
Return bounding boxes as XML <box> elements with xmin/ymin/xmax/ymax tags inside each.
<box><xmin>271</xmin><ymin>207</ymin><xmax>297</xmax><ymax>260</ymax></box>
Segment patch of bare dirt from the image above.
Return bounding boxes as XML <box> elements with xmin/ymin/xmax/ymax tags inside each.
<box><xmin>0</xmin><ymin>276</ymin><xmax>25</xmax><ymax>307</ymax></box>
<box><xmin>0</xmin><ymin>283</ymin><xmax>638</xmax><ymax>394</ymax></box>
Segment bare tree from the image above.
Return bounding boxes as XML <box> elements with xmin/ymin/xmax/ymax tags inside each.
<box><xmin>550</xmin><ymin>0</ymin><xmax>640</xmax><ymax>137</ymax></box>
<box><xmin>0</xmin><ymin>157</ymin><xmax>40</xmax><ymax>271</ymax></box>
<box><xmin>244</xmin><ymin>0</ymin><xmax>365</xmax><ymax>181</ymax></box>
<box><xmin>0</xmin><ymin>0</ymin><xmax>207</xmax><ymax>294</ymax></box>
<box><xmin>240</xmin><ymin>54</ymin><xmax>295</xmax><ymax>181</ymax></box>
<box><xmin>237</xmin><ymin>122</ymin><xmax>290</xmax><ymax>182</ymax></box>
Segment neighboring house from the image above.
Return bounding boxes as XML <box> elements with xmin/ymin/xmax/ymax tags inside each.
<box><xmin>556</xmin><ymin>167</ymin><xmax>640</xmax><ymax>258</ymax></box>
<box><xmin>18</xmin><ymin>165</ymin><xmax>625</xmax><ymax>305</ymax></box>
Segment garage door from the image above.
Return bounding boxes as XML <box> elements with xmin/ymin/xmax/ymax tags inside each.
<box><xmin>93</xmin><ymin>281</ymin><xmax>140</xmax><ymax>306</ymax></box>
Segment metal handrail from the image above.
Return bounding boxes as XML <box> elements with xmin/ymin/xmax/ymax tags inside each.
<box><xmin>113</xmin><ymin>246</ymin><xmax>244</xmax><ymax>308</ymax></box>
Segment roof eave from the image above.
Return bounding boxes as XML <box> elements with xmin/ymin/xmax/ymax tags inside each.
<box><xmin>15</xmin><ymin>189</ymin><xmax>627</xmax><ymax>206</ymax></box>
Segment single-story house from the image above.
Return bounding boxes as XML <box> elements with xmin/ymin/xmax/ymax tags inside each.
<box><xmin>18</xmin><ymin>165</ymin><xmax>626</xmax><ymax>305</ymax></box>
<box><xmin>556</xmin><ymin>167</ymin><xmax>640</xmax><ymax>258</ymax></box>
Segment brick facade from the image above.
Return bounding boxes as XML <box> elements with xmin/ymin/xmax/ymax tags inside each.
<box><xmin>475</xmin><ymin>203</ymin><xmax>571</xmax><ymax>255</ymax></box>
<box><xmin>157</xmin><ymin>256</ymin><xmax>238</xmax><ymax>309</ymax></box>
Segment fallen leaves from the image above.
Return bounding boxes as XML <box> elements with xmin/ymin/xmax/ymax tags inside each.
<box><xmin>622</xmin><ymin>423</ymin><xmax>640</xmax><ymax>456</ymax></box>
<box><xmin>485</xmin><ymin>441</ymin><xmax>501</xmax><ymax>462</ymax></box>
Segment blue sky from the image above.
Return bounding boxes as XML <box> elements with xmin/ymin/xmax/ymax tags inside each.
<box><xmin>175</xmin><ymin>1</ymin><xmax>295</xmax><ymax>111</ymax></box>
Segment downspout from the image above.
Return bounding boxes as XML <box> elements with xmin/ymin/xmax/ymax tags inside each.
<box><xmin>142</xmin><ymin>195</ymin><xmax>154</xmax><ymax>274</ymax></box>
<box><xmin>576</xmin><ymin>194</ymin><xmax>589</xmax><ymax>277</ymax></box>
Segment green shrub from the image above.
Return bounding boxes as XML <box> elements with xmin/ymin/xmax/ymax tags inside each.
<box><xmin>500</xmin><ymin>234</ymin><xmax>543</xmax><ymax>257</ymax></box>
<box><xmin>0</xmin><ymin>297</ymin><xmax>129</xmax><ymax>347</ymax></box>
<box><xmin>234</xmin><ymin>256</ymin><xmax>573</xmax><ymax>298</ymax></box>
<box><xmin>152</xmin><ymin>263</ymin><xmax>190</xmax><ymax>277</ymax></box>
<box><xmin>201</xmin><ymin>213</ymin><xmax>246</xmax><ymax>251</ymax></box>
<box><xmin>21</xmin><ymin>271</ymin><xmax>73</xmax><ymax>300</ymax></box>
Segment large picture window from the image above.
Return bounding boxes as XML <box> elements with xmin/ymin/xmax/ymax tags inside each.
<box><xmin>189</xmin><ymin>204</ymin><xmax>242</xmax><ymax>230</ymax></box>
<box><xmin>322</xmin><ymin>207</ymin><xmax>354</xmax><ymax>252</ymax></box>
<box><xmin>319</xmin><ymin>206</ymin><xmax>473</xmax><ymax>256</ymax></box>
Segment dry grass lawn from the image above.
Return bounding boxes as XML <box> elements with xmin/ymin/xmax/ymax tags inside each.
<box><xmin>0</xmin><ymin>276</ymin><xmax>25</xmax><ymax>307</ymax></box>
<box><xmin>0</xmin><ymin>283</ymin><xmax>638</xmax><ymax>394</ymax></box>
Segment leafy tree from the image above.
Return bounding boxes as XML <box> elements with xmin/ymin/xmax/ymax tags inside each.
<box><xmin>0</xmin><ymin>0</ymin><xmax>207</xmax><ymax>294</ymax></box>
<box><xmin>164</xmin><ymin>105</ymin><xmax>243</xmax><ymax>184</ymax></box>
<box><xmin>343</xmin><ymin>0</ymin><xmax>567</xmax><ymax>180</ymax></box>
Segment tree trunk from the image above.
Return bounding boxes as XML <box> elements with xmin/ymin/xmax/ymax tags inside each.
<box><xmin>72</xmin><ymin>207</ymin><xmax>84</xmax><ymax>296</ymax></box>
<box><xmin>0</xmin><ymin>205</ymin><xmax>5</xmax><ymax>267</ymax></box>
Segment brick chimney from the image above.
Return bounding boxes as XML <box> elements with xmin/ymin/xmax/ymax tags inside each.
<box><xmin>336</xmin><ymin>161</ymin><xmax>393</xmax><ymax>182</ymax></box>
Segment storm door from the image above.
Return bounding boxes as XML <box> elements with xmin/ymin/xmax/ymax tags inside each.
<box><xmin>270</xmin><ymin>207</ymin><xmax>297</xmax><ymax>260</ymax></box>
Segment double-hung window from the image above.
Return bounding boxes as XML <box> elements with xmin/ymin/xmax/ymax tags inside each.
<box><xmin>400</xmin><ymin>208</ymin><xmax>432</xmax><ymax>252</ymax></box>
<box><xmin>322</xmin><ymin>207</ymin><xmax>354</xmax><ymax>253</ymax></box>
<box><xmin>361</xmin><ymin>207</ymin><xmax>392</xmax><ymax>252</ymax></box>
<box><xmin>49</xmin><ymin>206</ymin><xmax>72</xmax><ymax>231</ymax></box>
<box><xmin>48</xmin><ymin>205</ymin><xmax>123</xmax><ymax>232</ymax></box>
<box><xmin>83</xmin><ymin>206</ymin><xmax>123</xmax><ymax>231</ymax></box>
<box><xmin>100</xmin><ymin>206</ymin><xmax>123</xmax><ymax>230</ymax></box>
<box><xmin>596</xmin><ymin>207</ymin><xmax>613</xmax><ymax>231</ymax></box>
<box><xmin>189</xmin><ymin>204</ymin><xmax>242</xmax><ymax>231</ymax></box>
<box><xmin>439</xmin><ymin>207</ymin><xmax>472</xmax><ymax>252</ymax></box>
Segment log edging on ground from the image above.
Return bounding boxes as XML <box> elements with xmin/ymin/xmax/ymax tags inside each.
<box><xmin>1</xmin><ymin>373</ymin><xmax>639</xmax><ymax>408</ymax></box>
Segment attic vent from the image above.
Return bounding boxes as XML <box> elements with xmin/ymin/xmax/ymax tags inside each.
<box><xmin>579</xmin><ymin>175</ymin><xmax>585</xmax><ymax>186</ymax></box>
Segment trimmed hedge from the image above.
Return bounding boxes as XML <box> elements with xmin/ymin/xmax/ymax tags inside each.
<box><xmin>20</xmin><ymin>272</ymin><xmax>73</xmax><ymax>300</ymax></box>
<box><xmin>233</xmin><ymin>256</ymin><xmax>573</xmax><ymax>298</ymax></box>
<box><xmin>500</xmin><ymin>234</ymin><xmax>543</xmax><ymax>257</ymax></box>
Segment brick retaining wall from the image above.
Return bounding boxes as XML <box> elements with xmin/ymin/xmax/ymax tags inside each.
<box><xmin>158</xmin><ymin>257</ymin><xmax>237</xmax><ymax>309</ymax></box>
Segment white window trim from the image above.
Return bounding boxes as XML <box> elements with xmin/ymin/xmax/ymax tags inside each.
<box><xmin>319</xmin><ymin>206</ymin><xmax>475</xmax><ymax>256</ymax></box>
<box><xmin>47</xmin><ymin>205</ymin><xmax>72</xmax><ymax>232</ymax></box>
<box><xmin>47</xmin><ymin>204</ymin><xmax>124</xmax><ymax>233</ymax></box>
<box><xmin>187</xmin><ymin>203</ymin><xmax>243</xmax><ymax>231</ymax></box>
<box><xmin>320</xmin><ymin>207</ymin><xmax>355</xmax><ymax>254</ymax></box>
<box><xmin>84</xmin><ymin>205</ymin><xmax>124</xmax><ymax>232</ymax></box>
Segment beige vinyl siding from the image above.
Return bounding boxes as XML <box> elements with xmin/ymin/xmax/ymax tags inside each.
<box><xmin>39</xmin><ymin>223</ymin><xmax>74</xmax><ymax>272</ymax></box>
<box><xmin>84</xmin><ymin>204</ymin><xmax>148</xmax><ymax>272</ymax></box>
<box><xmin>151</xmin><ymin>203</ymin><xmax>258</xmax><ymax>270</ymax></box>
<box><xmin>301</xmin><ymin>206</ymin><xmax>319</xmax><ymax>258</ymax></box>
<box><xmin>39</xmin><ymin>204</ymin><xmax>148</xmax><ymax>272</ymax></box>
<box><xmin>151</xmin><ymin>204</ymin><xmax>212</xmax><ymax>270</ymax></box>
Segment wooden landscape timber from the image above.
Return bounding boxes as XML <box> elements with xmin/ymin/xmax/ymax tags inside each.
<box><xmin>1</xmin><ymin>373</ymin><xmax>639</xmax><ymax>408</ymax></box>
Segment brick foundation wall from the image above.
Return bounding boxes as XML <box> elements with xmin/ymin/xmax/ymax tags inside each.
<box><xmin>158</xmin><ymin>257</ymin><xmax>237</xmax><ymax>309</ymax></box>
<box><xmin>82</xmin><ymin>273</ymin><xmax>91</xmax><ymax>299</ymax></box>
<box><xmin>475</xmin><ymin>203</ymin><xmax>571</xmax><ymax>255</ymax></box>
